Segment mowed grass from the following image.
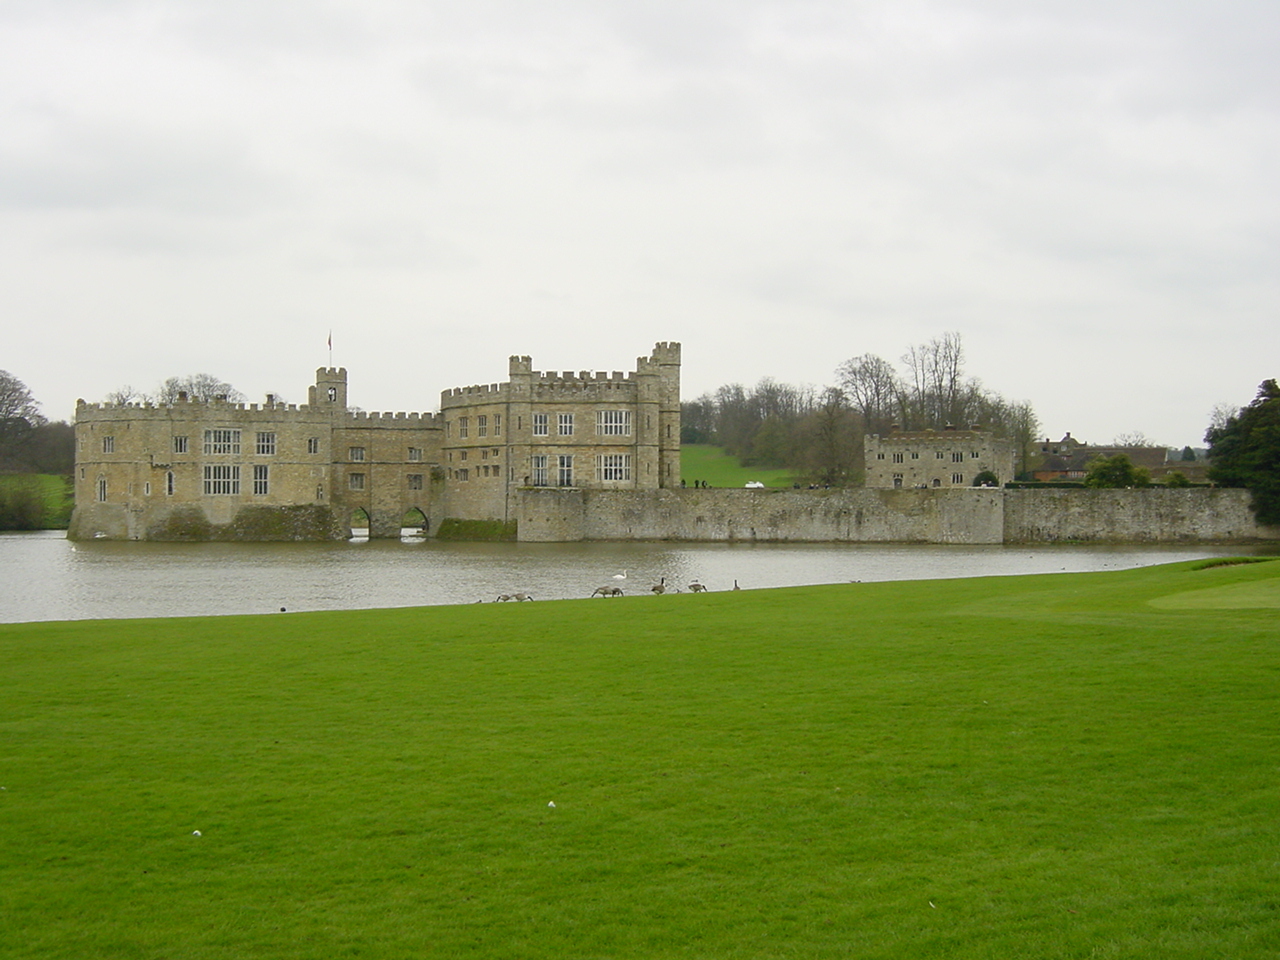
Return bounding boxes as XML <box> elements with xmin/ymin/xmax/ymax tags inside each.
<box><xmin>2</xmin><ymin>560</ymin><xmax>1279</xmax><ymax>958</ymax></box>
<box><xmin>0</xmin><ymin>474</ymin><xmax>74</xmax><ymax>528</ymax></box>
<box><xmin>680</xmin><ymin>443</ymin><xmax>797</xmax><ymax>488</ymax></box>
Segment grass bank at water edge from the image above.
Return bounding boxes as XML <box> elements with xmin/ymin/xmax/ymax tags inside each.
<box><xmin>0</xmin><ymin>473</ymin><xmax>73</xmax><ymax>529</ymax></box>
<box><xmin>1</xmin><ymin>559</ymin><xmax>1278</xmax><ymax>958</ymax></box>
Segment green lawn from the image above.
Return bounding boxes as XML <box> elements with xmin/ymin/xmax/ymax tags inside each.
<box><xmin>1</xmin><ymin>559</ymin><xmax>1278</xmax><ymax>958</ymax></box>
<box><xmin>0</xmin><ymin>473</ymin><xmax>73</xmax><ymax>529</ymax></box>
<box><xmin>681</xmin><ymin>443</ymin><xmax>797</xmax><ymax>488</ymax></box>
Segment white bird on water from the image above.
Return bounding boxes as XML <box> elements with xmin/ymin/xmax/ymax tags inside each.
<box><xmin>613</xmin><ymin>570</ymin><xmax>628</xmax><ymax>580</ymax></box>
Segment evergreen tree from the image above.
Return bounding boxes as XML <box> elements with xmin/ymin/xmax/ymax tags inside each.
<box><xmin>1206</xmin><ymin>379</ymin><xmax>1280</xmax><ymax>526</ymax></box>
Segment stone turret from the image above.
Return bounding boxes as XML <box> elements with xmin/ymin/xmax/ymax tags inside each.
<box><xmin>309</xmin><ymin>367</ymin><xmax>348</xmax><ymax>413</ymax></box>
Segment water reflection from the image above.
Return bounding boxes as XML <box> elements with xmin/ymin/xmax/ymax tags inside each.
<box><xmin>2</xmin><ymin>530</ymin><xmax>1273</xmax><ymax>624</ymax></box>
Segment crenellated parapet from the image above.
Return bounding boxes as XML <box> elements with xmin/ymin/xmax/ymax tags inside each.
<box><xmin>74</xmin><ymin>397</ymin><xmax>438</xmax><ymax>425</ymax></box>
<box><xmin>440</xmin><ymin>382</ymin><xmax>512</xmax><ymax>407</ymax></box>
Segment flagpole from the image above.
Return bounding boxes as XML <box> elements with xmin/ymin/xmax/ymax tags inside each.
<box><xmin>328</xmin><ymin>330</ymin><xmax>333</xmax><ymax>367</ymax></box>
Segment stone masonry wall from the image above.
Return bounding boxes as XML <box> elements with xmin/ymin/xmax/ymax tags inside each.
<box><xmin>515</xmin><ymin>487</ymin><xmax>1278</xmax><ymax>544</ymax></box>
<box><xmin>1002</xmin><ymin>488</ymin><xmax>1271</xmax><ymax>542</ymax></box>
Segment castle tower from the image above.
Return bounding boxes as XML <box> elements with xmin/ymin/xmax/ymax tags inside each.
<box><xmin>309</xmin><ymin>368</ymin><xmax>348</xmax><ymax>413</ymax></box>
<box><xmin>636</xmin><ymin>342</ymin><xmax>681</xmax><ymax>488</ymax></box>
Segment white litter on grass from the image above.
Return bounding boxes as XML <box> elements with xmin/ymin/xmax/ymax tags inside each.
<box><xmin>192</xmin><ymin>830</ymin><xmax>202</xmax><ymax>836</ymax></box>
<box><xmin>929</xmin><ymin>901</ymin><xmax>936</xmax><ymax>908</ymax></box>
<box><xmin>547</xmin><ymin>801</ymin><xmax>556</xmax><ymax>808</ymax></box>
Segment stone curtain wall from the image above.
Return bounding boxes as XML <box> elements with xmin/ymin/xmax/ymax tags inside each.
<box><xmin>516</xmin><ymin>487</ymin><xmax>1277</xmax><ymax>544</ymax></box>
<box><xmin>1002</xmin><ymin>488</ymin><xmax>1269</xmax><ymax>543</ymax></box>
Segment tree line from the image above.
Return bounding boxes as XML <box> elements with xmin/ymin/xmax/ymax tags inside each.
<box><xmin>681</xmin><ymin>333</ymin><xmax>1040</xmax><ymax>484</ymax></box>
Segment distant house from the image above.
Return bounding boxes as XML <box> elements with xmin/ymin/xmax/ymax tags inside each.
<box><xmin>864</xmin><ymin>425</ymin><xmax>1015</xmax><ymax>489</ymax></box>
<box><xmin>1030</xmin><ymin>434</ymin><xmax>1188</xmax><ymax>482</ymax></box>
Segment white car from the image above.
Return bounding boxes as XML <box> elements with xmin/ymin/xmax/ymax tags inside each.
<box><xmin>744</xmin><ymin>481</ymin><xmax>765</xmax><ymax>489</ymax></box>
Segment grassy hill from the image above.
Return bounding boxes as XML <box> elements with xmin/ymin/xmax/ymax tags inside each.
<box><xmin>1</xmin><ymin>559</ymin><xmax>1278</xmax><ymax>958</ymax></box>
<box><xmin>0</xmin><ymin>473</ymin><xmax>73</xmax><ymax>529</ymax></box>
<box><xmin>680</xmin><ymin>443</ymin><xmax>797</xmax><ymax>488</ymax></box>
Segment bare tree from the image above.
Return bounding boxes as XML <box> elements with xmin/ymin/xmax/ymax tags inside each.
<box><xmin>1113</xmin><ymin>431</ymin><xmax>1156</xmax><ymax>447</ymax></box>
<box><xmin>900</xmin><ymin>332</ymin><xmax>987</xmax><ymax>429</ymax></box>
<box><xmin>0</xmin><ymin>370</ymin><xmax>44</xmax><ymax>426</ymax></box>
<box><xmin>0</xmin><ymin>371</ymin><xmax>46</xmax><ymax>465</ymax></box>
<box><xmin>153</xmin><ymin>375</ymin><xmax>245</xmax><ymax>404</ymax></box>
<box><xmin>1206</xmin><ymin>402</ymin><xmax>1239</xmax><ymax>437</ymax></box>
<box><xmin>104</xmin><ymin>385</ymin><xmax>143</xmax><ymax>405</ymax></box>
<box><xmin>836</xmin><ymin>353</ymin><xmax>901</xmax><ymax>436</ymax></box>
<box><xmin>793</xmin><ymin>387</ymin><xmax>860</xmax><ymax>485</ymax></box>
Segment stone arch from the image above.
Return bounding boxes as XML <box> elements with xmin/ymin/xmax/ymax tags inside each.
<box><xmin>401</xmin><ymin>507</ymin><xmax>429</xmax><ymax>536</ymax></box>
<box><xmin>349</xmin><ymin>506</ymin><xmax>371</xmax><ymax>539</ymax></box>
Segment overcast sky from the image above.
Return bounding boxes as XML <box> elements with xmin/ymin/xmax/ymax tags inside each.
<box><xmin>4</xmin><ymin>0</ymin><xmax>1277</xmax><ymax>447</ymax></box>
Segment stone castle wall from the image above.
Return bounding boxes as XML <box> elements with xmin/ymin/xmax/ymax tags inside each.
<box><xmin>515</xmin><ymin>487</ymin><xmax>1277</xmax><ymax>544</ymax></box>
<box><xmin>1001</xmin><ymin>488</ymin><xmax>1268</xmax><ymax>542</ymax></box>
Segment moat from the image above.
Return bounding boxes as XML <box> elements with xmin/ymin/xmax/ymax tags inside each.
<box><xmin>4</xmin><ymin>530</ymin><xmax>1273</xmax><ymax>623</ymax></box>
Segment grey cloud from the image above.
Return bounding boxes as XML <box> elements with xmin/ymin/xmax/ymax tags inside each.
<box><xmin>0</xmin><ymin>117</ymin><xmax>286</xmax><ymax>215</ymax></box>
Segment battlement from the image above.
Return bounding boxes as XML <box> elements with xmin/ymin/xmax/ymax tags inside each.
<box><xmin>450</xmin><ymin>343</ymin><xmax>679</xmax><ymax>407</ymax></box>
<box><xmin>346</xmin><ymin>410</ymin><xmax>439</xmax><ymax>424</ymax></box>
<box><xmin>868</xmin><ymin>427</ymin><xmax>994</xmax><ymax>443</ymax></box>
<box><xmin>75</xmin><ymin>398</ymin><xmax>315</xmax><ymax>419</ymax></box>
<box><xmin>441</xmin><ymin>382</ymin><xmax>512</xmax><ymax>405</ymax></box>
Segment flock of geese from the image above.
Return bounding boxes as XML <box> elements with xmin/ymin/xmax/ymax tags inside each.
<box><xmin>493</xmin><ymin>572</ymin><xmax>740</xmax><ymax>602</ymax></box>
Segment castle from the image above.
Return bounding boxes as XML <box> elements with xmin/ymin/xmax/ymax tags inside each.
<box><xmin>863</xmin><ymin>426</ymin><xmax>1015</xmax><ymax>489</ymax></box>
<box><xmin>68</xmin><ymin>343</ymin><xmax>682</xmax><ymax>541</ymax></box>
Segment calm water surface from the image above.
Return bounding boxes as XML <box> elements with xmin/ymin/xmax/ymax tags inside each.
<box><xmin>3</xmin><ymin>530</ymin><xmax>1273</xmax><ymax>623</ymax></box>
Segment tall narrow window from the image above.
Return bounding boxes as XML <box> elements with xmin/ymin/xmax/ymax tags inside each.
<box><xmin>532</xmin><ymin>413</ymin><xmax>548</xmax><ymax>436</ymax></box>
<box><xmin>478</xmin><ymin>415</ymin><xmax>488</xmax><ymax>437</ymax></box>
<box><xmin>96</xmin><ymin>477</ymin><xmax>107</xmax><ymax>501</ymax></box>
<box><xmin>308</xmin><ymin>437</ymin><xmax>320</xmax><ymax>455</ymax></box>
<box><xmin>458</xmin><ymin>417</ymin><xmax>469</xmax><ymax>439</ymax></box>
<box><xmin>253</xmin><ymin>464</ymin><xmax>269</xmax><ymax>495</ymax></box>
<box><xmin>256</xmin><ymin>432</ymin><xmax>276</xmax><ymax>455</ymax></box>
<box><xmin>531</xmin><ymin>455</ymin><xmax>548</xmax><ymax>486</ymax></box>
<box><xmin>494</xmin><ymin>414</ymin><xmax>502</xmax><ymax>436</ymax></box>
<box><xmin>558</xmin><ymin>455</ymin><xmax>574</xmax><ymax>487</ymax></box>
<box><xmin>102</xmin><ymin>436</ymin><xmax>115</xmax><ymax>453</ymax></box>
<box><xmin>166</xmin><ymin>471</ymin><xmax>175</xmax><ymax>496</ymax></box>
<box><xmin>558</xmin><ymin>413</ymin><xmax>574</xmax><ymax>436</ymax></box>
<box><xmin>173</xmin><ymin>436</ymin><xmax>188</xmax><ymax>454</ymax></box>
